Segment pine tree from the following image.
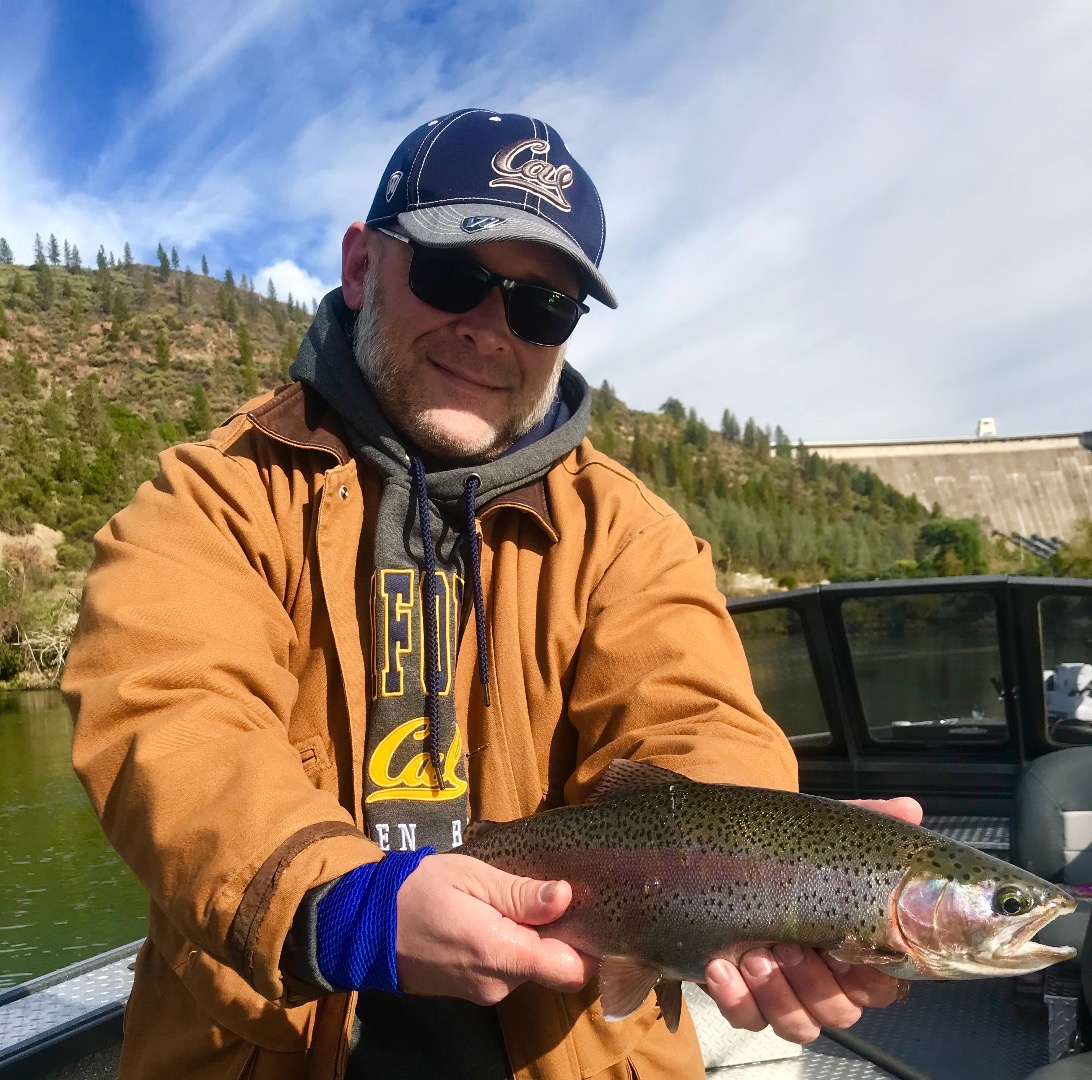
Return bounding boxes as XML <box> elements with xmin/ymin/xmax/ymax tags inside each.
<box><xmin>96</xmin><ymin>264</ymin><xmax>113</xmax><ymax>314</ymax></box>
<box><xmin>70</xmin><ymin>244</ymin><xmax>81</xmax><ymax>272</ymax></box>
<box><xmin>237</xmin><ymin>325</ymin><xmax>253</xmax><ymax>368</ymax></box>
<box><xmin>156</xmin><ymin>243</ymin><xmax>170</xmax><ymax>282</ymax></box>
<box><xmin>48</xmin><ymin>234</ymin><xmax>61</xmax><ymax>266</ymax></box>
<box><xmin>224</xmin><ymin>267</ymin><xmax>235</xmax><ymax>290</ymax></box>
<box><xmin>279</xmin><ymin>331</ymin><xmax>300</xmax><ymax>380</ymax></box>
<box><xmin>36</xmin><ymin>262</ymin><xmax>55</xmax><ymax>309</ymax></box>
<box><xmin>155</xmin><ymin>330</ymin><xmax>170</xmax><ymax>369</ymax></box>
<box><xmin>684</xmin><ymin>408</ymin><xmax>710</xmax><ymax>450</ymax></box>
<box><xmin>111</xmin><ymin>288</ymin><xmax>130</xmax><ymax>322</ymax></box>
<box><xmin>241</xmin><ymin>355</ymin><xmax>258</xmax><ymax>396</ymax></box>
<box><xmin>108</xmin><ymin>287</ymin><xmax>128</xmax><ymax>341</ymax></box>
<box><xmin>34</xmin><ymin>234</ymin><xmax>45</xmax><ymax>262</ymax></box>
<box><xmin>266</xmin><ymin>278</ymin><xmax>277</xmax><ymax>303</ymax></box>
<box><xmin>63</xmin><ymin>239</ymin><xmax>71</xmax><ymax>267</ymax></box>
<box><xmin>183</xmin><ymin>268</ymin><xmax>196</xmax><ymax>306</ymax></box>
<box><xmin>170</xmin><ymin>247</ymin><xmax>180</xmax><ymax>271</ymax></box>
<box><xmin>201</xmin><ymin>254</ymin><xmax>209</xmax><ymax>276</ymax></box>
<box><xmin>720</xmin><ymin>409</ymin><xmax>740</xmax><ymax>442</ymax></box>
<box><xmin>96</xmin><ymin>246</ymin><xmax>108</xmax><ymax>272</ymax></box>
<box><xmin>108</xmin><ymin>251</ymin><xmax>116</xmax><ymax>268</ymax></box>
<box><xmin>0</xmin><ymin>238</ymin><xmax>13</xmax><ymax>264</ymax></box>
<box><xmin>240</xmin><ymin>272</ymin><xmax>249</xmax><ymax>291</ymax></box>
<box><xmin>742</xmin><ymin>417</ymin><xmax>758</xmax><ymax>453</ymax></box>
<box><xmin>659</xmin><ymin>397</ymin><xmax>686</xmax><ymax>425</ymax></box>
<box><xmin>185</xmin><ymin>383</ymin><xmax>213</xmax><ymax>436</ymax></box>
<box><xmin>123</xmin><ymin>242</ymin><xmax>133</xmax><ymax>268</ymax></box>
<box><xmin>218</xmin><ymin>285</ymin><xmax>237</xmax><ymax>324</ymax></box>
<box><xmin>9</xmin><ymin>346</ymin><xmax>40</xmax><ymax>397</ymax></box>
<box><xmin>286</xmin><ymin>291</ymin><xmax>294</xmax><ymax>315</ymax></box>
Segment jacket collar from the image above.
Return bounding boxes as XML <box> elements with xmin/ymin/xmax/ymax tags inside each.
<box><xmin>247</xmin><ymin>382</ymin><xmax>559</xmax><ymax>542</ymax></box>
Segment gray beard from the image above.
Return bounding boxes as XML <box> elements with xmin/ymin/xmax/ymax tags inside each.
<box><xmin>352</xmin><ymin>270</ymin><xmax>565</xmax><ymax>463</ymax></box>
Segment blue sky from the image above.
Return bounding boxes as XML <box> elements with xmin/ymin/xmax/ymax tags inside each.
<box><xmin>3</xmin><ymin>0</ymin><xmax>1092</xmax><ymax>442</ymax></box>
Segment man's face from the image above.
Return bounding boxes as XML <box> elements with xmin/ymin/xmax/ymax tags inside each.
<box><xmin>351</xmin><ymin>230</ymin><xmax>581</xmax><ymax>463</ymax></box>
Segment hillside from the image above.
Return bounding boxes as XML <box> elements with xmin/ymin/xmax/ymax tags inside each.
<box><xmin>1</xmin><ymin>250</ymin><xmax>1085</xmax><ymax>684</ymax></box>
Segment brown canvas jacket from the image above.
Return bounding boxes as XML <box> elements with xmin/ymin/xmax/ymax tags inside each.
<box><xmin>64</xmin><ymin>381</ymin><xmax>798</xmax><ymax>1080</ymax></box>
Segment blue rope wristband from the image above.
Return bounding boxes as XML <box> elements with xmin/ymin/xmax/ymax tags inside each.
<box><xmin>315</xmin><ymin>847</ymin><xmax>435</xmax><ymax>993</ymax></box>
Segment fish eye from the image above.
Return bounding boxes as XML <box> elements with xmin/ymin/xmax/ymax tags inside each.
<box><xmin>994</xmin><ymin>885</ymin><xmax>1032</xmax><ymax>917</ymax></box>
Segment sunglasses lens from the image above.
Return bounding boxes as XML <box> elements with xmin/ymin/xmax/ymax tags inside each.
<box><xmin>407</xmin><ymin>245</ymin><xmax>583</xmax><ymax>346</ymax></box>
<box><xmin>409</xmin><ymin>251</ymin><xmax>490</xmax><ymax>313</ymax></box>
<box><xmin>506</xmin><ymin>286</ymin><xmax>581</xmax><ymax>346</ymax></box>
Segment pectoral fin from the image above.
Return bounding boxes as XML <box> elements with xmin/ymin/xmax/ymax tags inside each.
<box><xmin>826</xmin><ymin>937</ymin><xmax>910</xmax><ymax>967</ymax></box>
<box><xmin>599</xmin><ymin>956</ymin><xmax>661</xmax><ymax>1021</ymax></box>
<box><xmin>654</xmin><ymin>979</ymin><xmax>683</xmax><ymax>1033</ymax></box>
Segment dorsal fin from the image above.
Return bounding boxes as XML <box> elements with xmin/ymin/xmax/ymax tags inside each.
<box><xmin>586</xmin><ymin>759</ymin><xmax>688</xmax><ymax>806</ymax></box>
<box><xmin>460</xmin><ymin>819</ymin><xmax>500</xmax><ymax>849</ymax></box>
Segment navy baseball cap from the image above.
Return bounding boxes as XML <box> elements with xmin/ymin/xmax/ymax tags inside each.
<box><xmin>366</xmin><ymin>108</ymin><xmax>618</xmax><ymax>309</ymax></box>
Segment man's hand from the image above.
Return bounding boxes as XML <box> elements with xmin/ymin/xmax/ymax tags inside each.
<box><xmin>395</xmin><ymin>852</ymin><xmax>597</xmax><ymax>1005</ymax></box>
<box><xmin>703</xmin><ymin>796</ymin><xmax>924</xmax><ymax>1044</ymax></box>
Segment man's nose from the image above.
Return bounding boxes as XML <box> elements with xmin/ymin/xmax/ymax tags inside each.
<box><xmin>451</xmin><ymin>286</ymin><xmax>510</xmax><ymax>353</ymax></box>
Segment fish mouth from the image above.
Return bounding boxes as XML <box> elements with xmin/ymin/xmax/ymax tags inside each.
<box><xmin>990</xmin><ymin>894</ymin><xmax>1077</xmax><ymax>967</ymax></box>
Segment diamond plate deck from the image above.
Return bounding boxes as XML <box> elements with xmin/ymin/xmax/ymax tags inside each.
<box><xmin>851</xmin><ymin>977</ymin><xmax>1048</xmax><ymax>1079</ymax></box>
<box><xmin>711</xmin><ymin>1035</ymin><xmax>898</xmax><ymax>1079</ymax></box>
<box><xmin>922</xmin><ymin>814</ymin><xmax>1010</xmax><ymax>852</ymax></box>
<box><xmin>0</xmin><ymin>942</ymin><xmax>139</xmax><ymax>1060</ymax></box>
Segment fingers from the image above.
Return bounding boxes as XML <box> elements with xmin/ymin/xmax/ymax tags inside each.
<box><xmin>704</xmin><ymin>959</ymin><xmax>768</xmax><ymax>1032</ymax></box>
<box><xmin>395</xmin><ymin>853</ymin><xmax>593</xmax><ymax>1003</ymax></box>
<box><xmin>845</xmin><ymin>797</ymin><xmax>923</xmax><ymax>826</ymax></box>
<box><xmin>461</xmin><ymin>858</ymin><xmax>574</xmax><ymax>926</ymax></box>
<box><xmin>824</xmin><ymin>956</ymin><xmax>906</xmax><ymax>1008</ymax></box>
<box><xmin>519</xmin><ymin>937</ymin><xmax>599</xmax><ymax>994</ymax></box>
<box><xmin>706</xmin><ymin>947</ymin><xmax>866</xmax><ymax>1044</ymax></box>
<box><xmin>768</xmin><ymin>945</ymin><xmax>862</xmax><ymax>1031</ymax></box>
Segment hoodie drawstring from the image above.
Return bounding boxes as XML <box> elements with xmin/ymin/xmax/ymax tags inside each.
<box><xmin>463</xmin><ymin>474</ymin><xmax>492</xmax><ymax>708</ymax></box>
<box><xmin>410</xmin><ymin>457</ymin><xmax>445</xmax><ymax>789</ymax></box>
<box><xmin>409</xmin><ymin>459</ymin><xmax>493</xmax><ymax>790</ymax></box>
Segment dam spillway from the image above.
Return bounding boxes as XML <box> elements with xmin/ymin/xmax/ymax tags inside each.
<box><xmin>807</xmin><ymin>431</ymin><xmax>1092</xmax><ymax>541</ymax></box>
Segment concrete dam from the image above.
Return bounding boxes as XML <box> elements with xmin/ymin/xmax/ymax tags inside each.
<box><xmin>808</xmin><ymin>430</ymin><xmax>1092</xmax><ymax>541</ymax></box>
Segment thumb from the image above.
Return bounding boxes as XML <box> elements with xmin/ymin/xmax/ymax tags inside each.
<box><xmin>470</xmin><ymin>861</ymin><xmax>573</xmax><ymax>927</ymax></box>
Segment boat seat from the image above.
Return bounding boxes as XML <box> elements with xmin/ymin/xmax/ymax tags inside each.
<box><xmin>1011</xmin><ymin>747</ymin><xmax>1092</xmax><ymax>955</ymax></box>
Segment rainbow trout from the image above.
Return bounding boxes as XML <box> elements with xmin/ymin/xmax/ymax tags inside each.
<box><xmin>462</xmin><ymin>759</ymin><xmax>1076</xmax><ymax>1032</ymax></box>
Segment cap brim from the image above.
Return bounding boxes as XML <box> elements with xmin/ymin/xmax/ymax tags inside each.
<box><xmin>393</xmin><ymin>203</ymin><xmax>618</xmax><ymax>309</ymax></box>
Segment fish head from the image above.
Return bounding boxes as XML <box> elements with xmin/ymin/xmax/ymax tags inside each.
<box><xmin>892</xmin><ymin>845</ymin><xmax>1077</xmax><ymax>978</ymax></box>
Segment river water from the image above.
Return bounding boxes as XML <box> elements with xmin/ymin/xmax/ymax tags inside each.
<box><xmin>0</xmin><ymin>689</ymin><xmax>146</xmax><ymax>990</ymax></box>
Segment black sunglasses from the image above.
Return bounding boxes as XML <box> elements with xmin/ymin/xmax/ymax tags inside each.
<box><xmin>376</xmin><ymin>228</ymin><xmax>588</xmax><ymax>347</ymax></box>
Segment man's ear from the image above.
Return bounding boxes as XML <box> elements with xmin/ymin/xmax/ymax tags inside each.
<box><xmin>341</xmin><ymin>222</ymin><xmax>372</xmax><ymax>310</ymax></box>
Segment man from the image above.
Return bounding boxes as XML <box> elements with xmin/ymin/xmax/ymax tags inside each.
<box><xmin>64</xmin><ymin>109</ymin><xmax>915</xmax><ymax>1079</ymax></box>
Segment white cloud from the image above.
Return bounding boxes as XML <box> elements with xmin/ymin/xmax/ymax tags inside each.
<box><xmin>6</xmin><ymin>0</ymin><xmax>1092</xmax><ymax>441</ymax></box>
<box><xmin>255</xmin><ymin>260</ymin><xmax>335</xmax><ymax>310</ymax></box>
